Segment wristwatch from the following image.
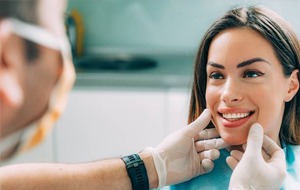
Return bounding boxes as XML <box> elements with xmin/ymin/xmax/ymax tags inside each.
<box><xmin>121</xmin><ymin>154</ymin><xmax>149</xmax><ymax>190</ymax></box>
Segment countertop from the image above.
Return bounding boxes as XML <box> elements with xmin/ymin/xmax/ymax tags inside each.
<box><xmin>74</xmin><ymin>54</ymin><xmax>196</xmax><ymax>89</ymax></box>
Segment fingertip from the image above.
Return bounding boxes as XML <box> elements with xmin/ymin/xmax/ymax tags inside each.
<box><xmin>202</xmin><ymin>109</ymin><xmax>211</xmax><ymax>117</ymax></box>
<box><xmin>230</xmin><ymin>150</ymin><xmax>244</xmax><ymax>161</ymax></box>
<box><xmin>193</xmin><ymin>109</ymin><xmax>211</xmax><ymax>125</ymax></box>
<box><xmin>198</xmin><ymin>109</ymin><xmax>211</xmax><ymax>121</ymax></box>
<box><xmin>187</xmin><ymin>109</ymin><xmax>211</xmax><ymax>136</ymax></box>
<box><xmin>242</xmin><ymin>143</ymin><xmax>247</xmax><ymax>151</ymax></box>
<box><xmin>230</xmin><ymin>150</ymin><xmax>236</xmax><ymax>156</ymax></box>
<box><xmin>202</xmin><ymin>159</ymin><xmax>214</xmax><ymax>173</ymax></box>
<box><xmin>217</xmin><ymin>139</ymin><xmax>229</xmax><ymax>150</ymax></box>
<box><xmin>225</xmin><ymin>156</ymin><xmax>231</xmax><ymax>164</ymax></box>
<box><xmin>246</xmin><ymin>123</ymin><xmax>264</xmax><ymax>153</ymax></box>
<box><xmin>249</xmin><ymin>123</ymin><xmax>263</xmax><ymax>135</ymax></box>
<box><xmin>226</xmin><ymin>156</ymin><xmax>237</xmax><ymax>170</ymax></box>
<box><xmin>202</xmin><ymin>149</ymin><xmax>220</xmax><ymax>160</ymax></box>
<box><xmin>230</xmin><ymin>149</ymin><xmax>241</xmax><ymax>155</ymax></box>
<box><xmin>211</xmin><ymin>149</ymin><xmax>220</xmax><ymax>160</ymax></box>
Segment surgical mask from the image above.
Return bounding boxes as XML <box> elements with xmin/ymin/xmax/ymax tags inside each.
<box><xmin>0</xmin><ymin>18</ymin><xmax>75</xmax><ymax>159</ymax></box>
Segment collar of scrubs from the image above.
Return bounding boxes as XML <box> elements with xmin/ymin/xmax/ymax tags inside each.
<box><xmin>0</xmin><ymin>129</ymin><xmax>23</xmax><ymax>157</ymax></box>
<box><xmin>0</xmin><ymin>123</ymin><xmax>37</xmax><ymax>160</ymax></box>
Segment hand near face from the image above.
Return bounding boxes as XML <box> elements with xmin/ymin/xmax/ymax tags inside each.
<box><xmin>149</xmin><ymin>109</ymin><xmax>228</xmax><ymax>188</ymax></box>
<box><xmin>227</xmin><ymin>123</ymin><xmax>286</xmax><ymax>190</ymax></box>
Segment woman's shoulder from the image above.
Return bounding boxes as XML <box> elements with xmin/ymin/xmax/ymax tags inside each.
<box><xmin>285</xmin><ymin>144</ymin><xmax>300</xmax><ymax>157</ymax></box>
<box><xmin>284</xmin><ymin>144</ymin><xmax>299</xmax><ymax>164</ymax></box>
<box><xmin>283</xmin><ymin>144</ymin><xmax>300</xmax><ymax>189</ymax></box>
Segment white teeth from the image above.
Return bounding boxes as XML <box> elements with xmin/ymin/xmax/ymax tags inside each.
<box><xmin>222</xmin><ymin>112</ymin><xmax>250</xmax><ymax>119</ymax></box>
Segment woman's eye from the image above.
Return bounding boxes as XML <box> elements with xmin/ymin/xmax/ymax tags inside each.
<box><xmin>209</xmin><ymin>72</ymin><xmax>224</xmax><ymax>79</ymax></box>
<box><xmin>244</xmin><ymin>70</ymin><xmax>264</xmax><ymax>78</ymax></box>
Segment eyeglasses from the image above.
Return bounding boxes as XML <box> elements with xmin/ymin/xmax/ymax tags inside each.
<box><xmin>2</xmin><ymin>17</ymin><xmax>76</xmax><ymax>64</ymax></box>
<box><xmin>5</xmin><ymin>18</ymin><xmax>62</xmax><ymax>51</ymax></box>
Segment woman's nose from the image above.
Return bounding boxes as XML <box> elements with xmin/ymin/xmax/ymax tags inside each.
<box><xmin>221</xmin><ymin>78</ymin><xmax>243</xmax><ymax>104</ymax></box>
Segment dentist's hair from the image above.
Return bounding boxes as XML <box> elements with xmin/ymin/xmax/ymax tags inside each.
<box><xmin>189</xmin><ymin>5</ymin><xmax>300</xmax><ymax>145</ymax></box>
<box><xmin>0</xmin><ymin>0</ymin><xmax>39</xmax><ymax>60</ymax></box>
<box><xmin>0</xmin><ymin>0</ymin><xmax>38</xmax><ymax>24</ymax></box>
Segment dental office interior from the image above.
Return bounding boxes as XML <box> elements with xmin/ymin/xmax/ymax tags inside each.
<box><xmin>5</xmin><ymin>0</ymin><xmax>300</xmax><ymax>165</ymax></box>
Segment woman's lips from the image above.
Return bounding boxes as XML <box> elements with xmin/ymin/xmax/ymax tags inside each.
<box><xmin>218</xmin><ymin>111</ymin><xmax>254</xmax><ymax>128</ymax></box>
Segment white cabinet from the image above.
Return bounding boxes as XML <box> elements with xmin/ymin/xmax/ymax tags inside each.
<box><xmin>165</xmin><ymin>89</ymin><xmax>191</xmax><ymax>133</ymax></box>
<box><xmin>54</xmin><ymin>87</ymin><xmax>190</xmax><ymax>163</ymax></box>
<box><xmin>54</xmin><ymin>87</ymin><xmax>171</xmax><ymax>163</ymax></box>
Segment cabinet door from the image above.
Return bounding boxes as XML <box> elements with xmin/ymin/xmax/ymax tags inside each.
<box><xmin>166</xmin><ymin>89</ymin><xmax>191</xmax><ymax>133</ymax></box>
<box><xmin>54</xmin><ymin>88</ymin><xmax>166</xmax><ymax>163</ymax></box>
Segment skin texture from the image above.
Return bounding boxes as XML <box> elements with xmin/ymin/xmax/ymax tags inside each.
<box><xmin>205</xmin><ymin>28</ymin><xmax>299</xmax><ymax>146</ymax></box>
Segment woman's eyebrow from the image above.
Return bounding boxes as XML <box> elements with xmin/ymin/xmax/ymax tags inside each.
<box><xmin>237</xmin><ymin>57</ymin><xmax>270</xmax><ymax>68</ymax></box>
<box><xmin>207</xmin><ymin>57</ymin><xmax>270</xmax><ymax>69</ymax></box>
<box><xmin>207</xmin><ymin>62</ymin><xmax>225</xmax><ymax>69</ymax></box>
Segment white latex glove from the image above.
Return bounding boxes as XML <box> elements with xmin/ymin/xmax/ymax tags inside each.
<box><xmin>148</xmin><ymin>109</ymin><xmax>228</xmax><ymax>188</ymax></box>
<box><xmin>227</xmin><ymin>123</ymin><xmax>287</xmax><ymax>190</ymax></box>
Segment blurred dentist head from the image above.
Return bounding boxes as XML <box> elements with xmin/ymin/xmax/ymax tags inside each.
<box><xmin>189</xmin><ymin>6</ymin><xmax>300</xmax><ymax>146</ymax></box>
<box><xmin>0</xmin><ymin>0</ymin><xmax>75</xmax><ymax>160</ymax></box>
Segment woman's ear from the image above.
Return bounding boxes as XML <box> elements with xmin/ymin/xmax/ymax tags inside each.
<box><xmin>284</xmin><ymin>69</ymin><xmax>300</xmax><ymax>102</ymax></box>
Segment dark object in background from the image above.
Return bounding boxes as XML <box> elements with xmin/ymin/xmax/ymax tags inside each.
<box><xmin>75</xmin><ymin>55</ymin><xmax>157</xmax><ymax>71</ymax></box>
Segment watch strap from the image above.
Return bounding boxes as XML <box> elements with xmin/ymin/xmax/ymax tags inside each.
<box><xmin>121</xmin><ymin>154</ymin><xmax>149</xmax><ymax>190</ymax></box>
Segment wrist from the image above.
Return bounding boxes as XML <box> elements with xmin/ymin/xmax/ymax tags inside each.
<box><xmin>139</xmin><ymin>149</ymin><xmax>158</xmax><ymax>189</ymax></box>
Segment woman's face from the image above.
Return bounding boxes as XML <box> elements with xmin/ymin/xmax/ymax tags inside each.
<box><xmin>205</xmin><ymin>28</ymin><xmax>293</xmax><ymax>145</ymax></box>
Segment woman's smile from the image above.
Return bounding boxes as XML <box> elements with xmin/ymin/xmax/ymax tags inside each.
<box><xmin>217</xmin><ymin>109</ymin><xmax>255</xmax><ymax>128</ymax></box>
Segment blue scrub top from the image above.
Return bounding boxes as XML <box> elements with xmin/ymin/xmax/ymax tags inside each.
<box><xmin>169</xmin><ymin>145</ymin><xmax>300</xmax><ymax>190</ymax></box>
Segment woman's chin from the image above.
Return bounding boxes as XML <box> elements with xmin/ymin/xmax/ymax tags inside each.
<box><xmin>221</xmin><ymin>135</ymin><xmax>247</xmax><ymax>146</ymax></box>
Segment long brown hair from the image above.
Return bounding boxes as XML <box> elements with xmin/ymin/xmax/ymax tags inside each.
<box><xmin>189</xmin><ymin>6</ymin><xmax>300</xmax><ymax>145</ymax></box>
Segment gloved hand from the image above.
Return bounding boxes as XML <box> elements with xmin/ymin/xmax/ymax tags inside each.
<box><xmin>148</xmin><ymin>109</ymin><xmax>228</xmax><ymax>188</ymax></box>
<box><xmin>227</xmin><ymin>123</ymin><xmax>287</xmax><ymax>190</ymax></box>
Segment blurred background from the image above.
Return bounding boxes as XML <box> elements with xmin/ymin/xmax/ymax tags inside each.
<box><xmin>67</xmin><ymin>0</ymin><xmax>300</xmax><ymax>56</ymax></box>
<box><xmin>7</xmin><ymin>0</ymin><xmax>300</xmax><ymax>165</ymax></box>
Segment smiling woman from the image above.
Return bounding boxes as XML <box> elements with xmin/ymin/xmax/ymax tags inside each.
<box><xmin>191</xmin><ymin>7</ymin><xmax>300</xmax><ymax>147</ymax></box>
<box><xmin>172</xmin><ymin>5</ymin><xmax>300</xmax><ymax>190</ymax></box>
<box><xmin>206</xmin><ymin>28</ymin><xmax>297</xmax><ymax>146</ymax></box>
